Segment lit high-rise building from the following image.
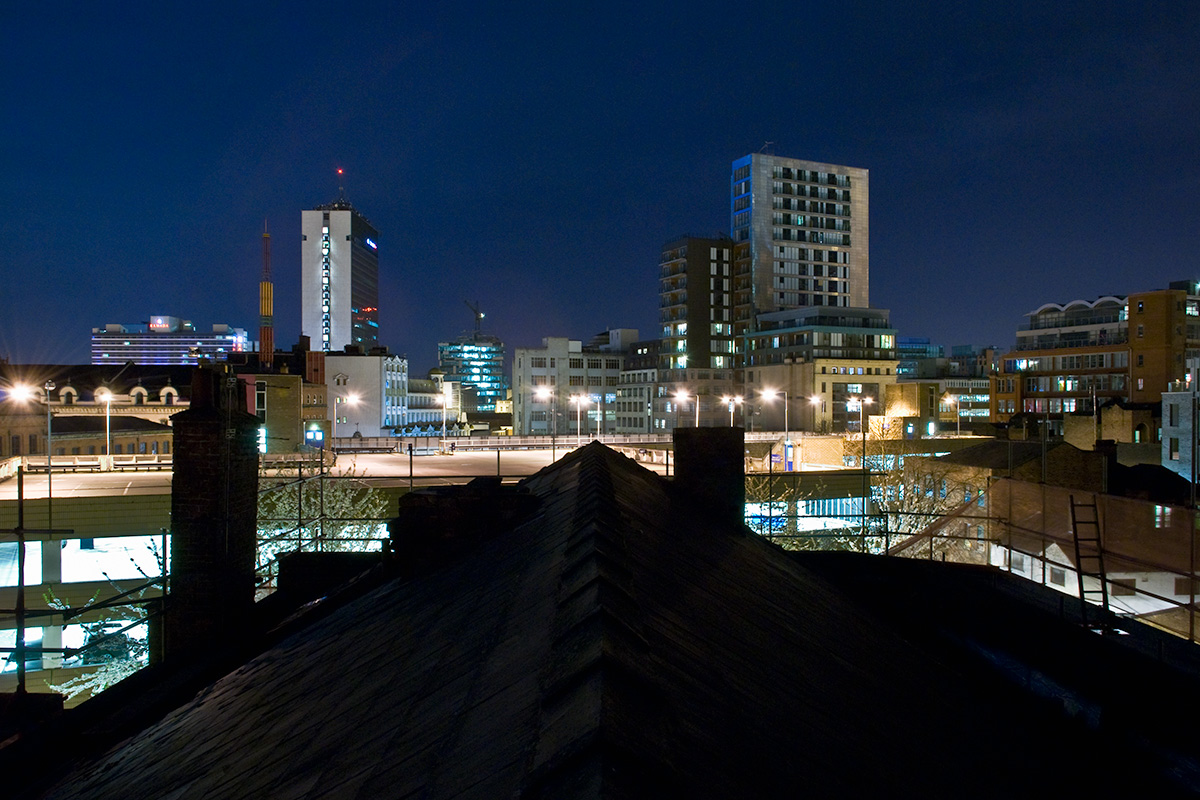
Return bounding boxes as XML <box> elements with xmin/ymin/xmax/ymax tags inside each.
<box><xmin>730</xmin><ymin>153</ymin><xmax>869</xmax><ymax>337</ymax></box>
<box><xmin>438</xmin><ymin>334</ymin><xmax>508</xmax><ymax>413</ymax></box>
<box><xmin>301</xmin><ymin>200</ymin><xmax>380</xmax><ymax>353</ymax></box>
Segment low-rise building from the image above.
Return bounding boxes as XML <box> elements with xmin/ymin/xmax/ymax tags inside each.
<box><xmin>741</xmin><ymin>307</ymin><xmax>899</xmax><ymax>433</ymax></box>
<box><xmin>513</xmin><ymin>330</ymin><xmax>637</xmax><ymax>437</ymax></box>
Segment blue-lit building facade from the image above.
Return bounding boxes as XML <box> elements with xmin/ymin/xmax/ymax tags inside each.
<box><xmin>438</xmin><ymin>334</ymin><xmax>508</xmax><ymax>413</ymax></box>
<box><xmin>301</xmin><ymin>200</ymin><xmax>380</xmax><ymax>353</ymax></box>
<box><xmin>91</xmin><ymin>316</ymin><xmax>249</xmax><ymax>365</ymax></box>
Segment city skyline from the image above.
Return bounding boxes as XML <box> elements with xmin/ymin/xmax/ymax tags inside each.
<box><xmin>3</xmin><ymin>3</ymin><xmax>1197</xmax><ymax>371</ymax></box>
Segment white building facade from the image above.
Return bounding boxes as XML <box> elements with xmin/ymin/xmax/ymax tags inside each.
<box><xmin>301</xmin><ymin>201</ymin><xmax>380</xmax><ymax>353</ymax></box>
<box><xmin>513</xmin><ymin>334</ymin><xmax>633</xmax><ymax>437</ymax></box>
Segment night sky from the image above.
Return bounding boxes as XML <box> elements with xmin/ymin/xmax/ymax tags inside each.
<box><xmin>4</xmin><ymin>2</ymin><xmax>1198</xmax><ymax>372</ymax></box>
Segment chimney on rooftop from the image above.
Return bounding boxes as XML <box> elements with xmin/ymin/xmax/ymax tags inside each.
<box><xmin>164</xmin><ymin>367</ymin><xmax>261</xmax><ymax>658</ymax></box>
<box><xmin>673</xmin><ymin>427</ymin><xmax>746</xmax><ymax>528</ymax></box>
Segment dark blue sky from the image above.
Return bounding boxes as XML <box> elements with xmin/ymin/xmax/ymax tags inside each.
<box><xmin>4</xmin><ymin>2</ymin><xmax>1198</xmax><ymax>372</ymax></box>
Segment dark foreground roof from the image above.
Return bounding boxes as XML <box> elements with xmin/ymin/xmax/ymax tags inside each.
<box><xmin>9</xmin><ymin>443</ymin><xmax>1200</xmax><ymax>797</ymax></box>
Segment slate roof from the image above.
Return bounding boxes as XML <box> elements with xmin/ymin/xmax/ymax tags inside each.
<box><xmin>42</xmin><ymin>416</ymin><xmax>171</xmax><ymax>435</ymax></box>
<box><xmin>935</xmin><ymin>439</ymin><xmax>1053</xmax><ymax>470</ymax></box>
<box><xmin>7</xmin><ymin>442</ymin><xmax>1200</xmax><ymax>797</ymax></box>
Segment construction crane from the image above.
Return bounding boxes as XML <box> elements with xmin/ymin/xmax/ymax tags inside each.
<box><xmin>465</xmin><ymin>300</ymin><xmax>484</xmax><ymax>337</ymax></box>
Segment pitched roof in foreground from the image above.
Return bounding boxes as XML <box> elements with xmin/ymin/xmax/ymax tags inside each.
<box><xmin>15</xmin><ymin>442</ymin><xmax>1200</xmax><ymax>797</ymax></box>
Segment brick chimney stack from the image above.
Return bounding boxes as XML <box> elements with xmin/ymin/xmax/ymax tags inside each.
<box><xmin>165</xmin><ymin>367</ymin><xmax>261</xmax><ymax>657</ymax></box>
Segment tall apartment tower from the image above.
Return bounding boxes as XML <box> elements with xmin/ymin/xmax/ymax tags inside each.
<box><xmin>659</xmin><ymin>236</ymin><xmax>735</xmax><ymax>373</ymax></box>
<box><xmin>301</xmin><ymin>200</ymin><xmax>380</xmax><ymax>353</ymax></box>
<box><xmin>730</xmin><ymin>154</ymin><xmax>869</xmax><ymax>337</ymax></box>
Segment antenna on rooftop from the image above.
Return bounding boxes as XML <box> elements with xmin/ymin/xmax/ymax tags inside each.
<box><xmin>758</xmin><ymin>141</ymin><xmax>775</xmax><ymax>154</ymax></box>
<box><xmin>337</xmin><ymin>167</ymin><xmax>345</xmax><ymax>202</ymax></box>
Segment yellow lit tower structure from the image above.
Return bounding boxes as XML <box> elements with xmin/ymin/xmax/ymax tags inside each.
<box><xmin>259</xmin><ymin>222</ymin><xmax>274</xmax><ymax>369</ymax></box>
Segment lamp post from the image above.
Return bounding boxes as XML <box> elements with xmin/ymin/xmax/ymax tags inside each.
<box><xmin>96</xmin><ymin>388</ymin><xmax>113</xmax><ymax>469</ymax></box>
<box><xmin>944</xmin><ymin>394</ymin><xmax>962</xmax><ymax>436</ymax></box>
<box><xmin>571</xmin><ymin>395</ymin><xmax>589</xmax><ymax>447</ymax></box>
<box><xmin>848</xmin><ymin>396</ymin><xmax>873</xmax><ymax>542</ymax></box>
<box><xmin>721</xmin><ymin>395</ymin><xmax>743</xmax><ymax>427</ymax></box>
<box><xmin>762</xmin><ymin>388</ymin><xmax>789</xmax><ymax>442</ymax></box>
<box><xmin>439</xmin><ymin>388</ymin><xmax>448</xmax><ymax>451</ymax></box>
<box><xmin>535</xmin><ymin>386</ymin><xmax>557</xmax><ymax>460</ymax></box>
<box><xmin>43</xmin><ymin>381</ymin><xmax>54</xmax><ymax>532</ymax></box>
<box><xmin>809</xmin><ymin>395</ymin><xmax>822</xmax><ymax>433</ymax></box>
<box><xmin>337</xmin><ymin>393</ymin><xmax>360</xmax><ymax>440</ymax></box>
<box><xmin>675</xmin><ymin>390</ymin><xmax>699</xmax><ymax>428</ymax></box>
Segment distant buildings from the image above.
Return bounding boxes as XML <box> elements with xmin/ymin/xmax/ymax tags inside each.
<box><xmin>743</xmin><ymin>306</ymin><xmax>899</xmax><ymax>433</ymax></box>
<box><xmin>325</xmin><ymin>352</ymin><xmax>409</xmax><ymax>438</ymax></box>
<box><xmin>301</xmin><ymin>200</ymin><xmax>380</xmax><ymax>353</ymax></box>
<box><xmin>513</xmin><ymin>330</ymin><xmax>637</xmax><ymax>437</ymax></box>
<box><xmin>91</xmin><ymin>316</ymin><xmax>249</xmax><ymax>365</ymax></box>
<box><xmin>991</xmin><ymin>282</ymin><xmax>1200</xmax><ymax>435</ymax></box>
<box><xmin>0</xmin><ymin>363</ymin><xmax>194</xmax><ymax>459</ymax></box>
<box><xmin>896</xmin><ymin>337</ymin><xmax>944</xmax><ymax>377</ymax></box>
<box><xmin>437</xmin><ymin>332</ymin><xmax>508</xmax><ymax>414</ymax></box>
<box><xmin>730</xmin><ymin>153</ymin><xmax>869</xmax><ymax>336</ymax></box>
<box><xmin>637</xmin><ymin>154</ymin><xmax>875</xmax><ymax>434</ymax></box>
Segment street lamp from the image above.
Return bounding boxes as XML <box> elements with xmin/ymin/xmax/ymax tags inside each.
<box><xmin>944</xmin><ymin>394</ymin><xmax>962</xmax><ymax>436</ymax></box>
<box><xmin>12</xmin><ymin>382</ymin><xmax>56</xmax><ymax>529</ymax></box>
<box><xmin>675</xmin><ymin>390</ymin><xmax>699</xmax><ymax>428</ymax></box>
<box><xmin>535</xmin><ymin>386</ymin><xmax>557</xmax><ymax>460</ymax></box>
<box><xmin>847</xmin><ymin>396</ymin><xmax>874</xmax><ymax>541</ymax></box>
<box><xmin>44</xmin><ymin>381</ymin><xmax>54</xmax><ymax>531</ymax></box>
<box><xmin>96</xmin><ymin>388</ymin><xmax>113</xmax><ymax>468</ymax></box>
<box><xmin>439</xmin><ymin>386</ymin><xmax>449</xmax><ymax>451</ymax></box>
<box><xmin>809</xmin><ymin>395</ymin><xmax>822</xmax><ymax>433</ymax></box>
<box><xmin>336</xmin><ymin>393</ymin><xmax>360</xmax><ymax>441</ymax></box>
<box><xmin>721</xmin><ymin>395</ymin><xmax>743</xmax><ymax>427</ymax></box>
<box><xmin>762</xmin><ymin>388</ymin><xmax>789</xmax><ymax>442</ymax></box>
<box><xmin>570</xmin><ymin>395</ymin><xmax>589</xmax><ymax>447</ymax></box>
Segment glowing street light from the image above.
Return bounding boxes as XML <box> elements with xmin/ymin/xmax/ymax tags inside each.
<box><xmin>96</xmin><ymin>388</ymin><xmax>113</xmax><ymax>468</ymax></box>
<box><xmin>337</xmin><ymin>392</ymin><xmax>360</xmax><ymax>441</ymax></box>
<box><xmin>12</xmin><ymin>382</ymin><xmax>56</xmax><ymax>529</ymax></box>
<box><xmin>535</xmin><ymin>386</ymin><xmax>557</xmax><ymax>460</ymax></box>
<box><xmin>674</xmin><ymin>390</ymin><xmax>699</xmax><ymax>428</ymax></box>
<box><xmin>721</xmin><ymin>395</ymin><xmax>743</xmax><ymax>427</ymax></box>
<box><xmin>944</xmin><ymin>394</ymin><xmax>962</xmax><ymax>436</ymax></box>
<box><xmin>570</xmin><ymin>395</ymin><xmax>589</xmax><ymax>447</ymax></box>
<box><xmin>809</xmin><ymin>395</ymin><xmax>822</xmax><ymax>432</ymax></box>
<box><xmin>439</xmin><ymin>386</ymin><xmax>450</xmax><ymax>451</ymax></box>
<box><xmin>761</xmin><ymin>388</ymin><xmax>789</xmax><ymax>443</ymax></box>
<box><xmin>847</xmin><ymin>396</ymin><xmax>874</xmax><ymax>540</ymax></box>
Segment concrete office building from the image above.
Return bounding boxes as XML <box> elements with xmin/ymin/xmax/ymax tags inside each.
<box><xmin>730</xmin><ymin>153</ymin><xmax>869</xmax><ymax>340</ymax></box>
<box><xmin>325</xmin><ymin>352</ymin><xmax>408</xmax><ymax>439</ymax></box>
<box><xmin>513</xmin><ymin>330</ymin><xmax>636</xmax><ymax>437</ymax></box>
<box><xmin>301</xmin><ymin>200</ymin><xmax>380</xmax><ymax>353</ymax></box>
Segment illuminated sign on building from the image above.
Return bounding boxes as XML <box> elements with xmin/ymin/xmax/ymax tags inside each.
<box><xmin>365</xmin><ymin>237</ymin><xmax>378</xmax><ymax>250</ymax></box>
